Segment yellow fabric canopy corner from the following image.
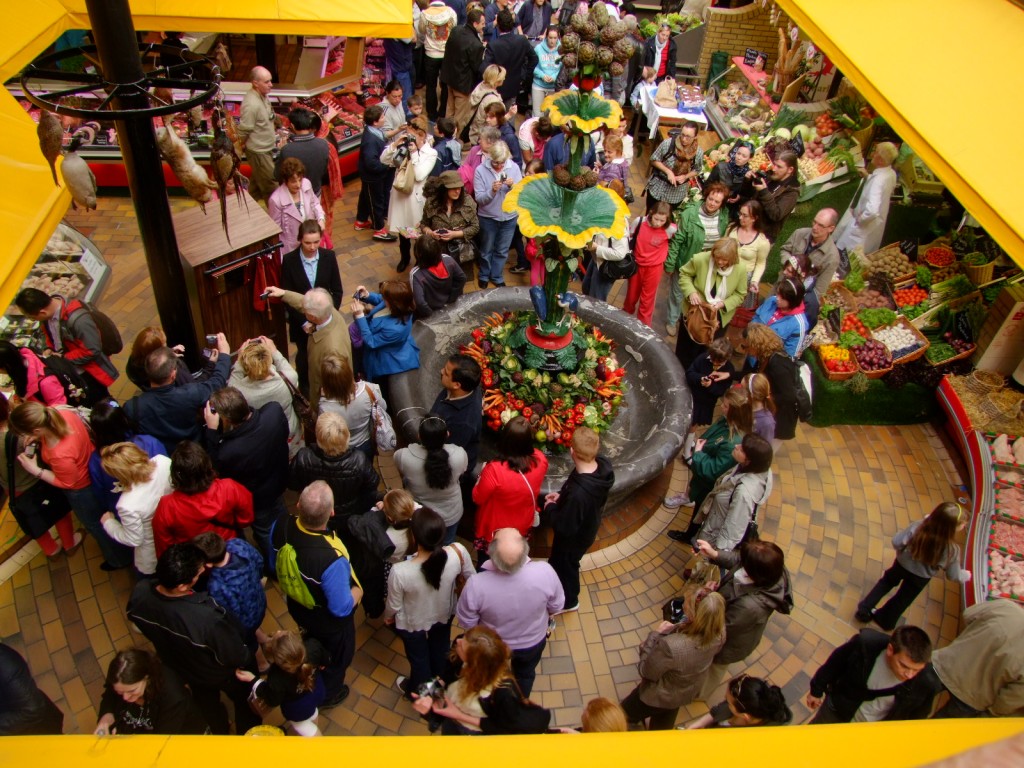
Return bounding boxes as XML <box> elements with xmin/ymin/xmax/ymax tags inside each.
<box><xmin>0</xmin><ymin>0</ymin><xmax>412</xmax><ymax>314</ymax></box>
<box><xmin>777</xmin><ymin>0</ymin><xmax>1024</xmax><ymax>267</ymax></box>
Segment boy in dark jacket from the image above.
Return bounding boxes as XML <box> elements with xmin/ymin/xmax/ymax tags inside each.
<box><xmin>354</xmin><ymin>105</ymin><xmax>395</xmax><ymax>240</ymax></box>
<box><xmin>806</xmin><ymin>625</ymin><xmax>941</xmax><ymax>723</ymax></box>
<box><xmin>542</xmin><ymin>427</ymin><xmax>615</xmax><ymax>611</ymax></box>
<box><xmin>193</xmin><ymin>531</ymin><xmax>267</xmax><ymax>644</ymax></box>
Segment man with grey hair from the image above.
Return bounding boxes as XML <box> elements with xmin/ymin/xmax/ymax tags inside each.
<box><xmin>778</xmin><ymin>207</ymin><xmax>841</xmax><ymax>327</ymax></box>
<box><xmin>125</xmin><ymin>333</ymin><xmax>232</xmax><ymax>453</ymax></box>
<box><xmin>263</xmin><ymin>285</ymin><xmax>352</xmax><ymax>410</ymax></box>
<box><xmin>270</xmin><ymin>480</ymin><xmax>363</xmax><ymax>708</ymax></box>
<box><xmin>456</xmin><ymin>528</ymin><xmax>564</xmax><ymax>695</ymax></box>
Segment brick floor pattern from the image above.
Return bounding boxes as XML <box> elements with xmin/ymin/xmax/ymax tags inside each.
<box><xmin>0</xmin><ymin>168</ymin><xmax>966</xmax><ymax>735</ymax></box>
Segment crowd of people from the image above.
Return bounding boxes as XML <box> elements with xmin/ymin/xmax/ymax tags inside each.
<box><xmin>1</xmin><ymin>0</ymin><xmax>1022</xmax><ymax>741</ymax></box>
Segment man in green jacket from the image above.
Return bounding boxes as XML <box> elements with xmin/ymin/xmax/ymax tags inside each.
<box><xmin>663</xmin><ymin>182</ymin><xmax>730</xmax><ymax>337</ymax></box>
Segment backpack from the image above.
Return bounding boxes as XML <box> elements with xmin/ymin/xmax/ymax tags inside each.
<box><xmin>772</xmin><ymin>352</ymin><xmax>812</xmax><ymax>423</ymax></box>
<box><xmin>66</xmin><ymin>300</ymin><xmax>123</xmax><ymax>356</ymax></box>
<box><xmin>276</xmin><ymin>540</ymin><xmax>318</xmax><ymax>610</ymax></box>
<box><xmin>40</xmin><ymin>354</ymin><xmax>90</xmax><ymax>405</ymax></box>
<box><xmin>431</xmin><ymin>140</ymin><xmax>458</xmax><ymax>177</ymax></box>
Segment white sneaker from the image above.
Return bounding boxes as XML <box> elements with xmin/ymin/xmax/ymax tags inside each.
<box><xmin>664</xmin><ymin>492</ymin><xmax>693</xmax><ymax>509</ymax></box>
<box><xmin>557</xmin><ymin>603</ymin><xmax>579</xmax><ymax>614</ymax></box>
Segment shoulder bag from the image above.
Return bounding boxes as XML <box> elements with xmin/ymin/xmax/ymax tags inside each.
<box><xmin>447</xmin><ymin>544</ymin><xmax>468</xmax><ymax>598</ymax></box>
<box><xmin>518</xmin><ymin>470</ymin><xmax>541</xmax><ymax>528</ymax></box>
<box><xmin>685</xmin><ymin>301</ymin><xmax>720</xmax><ymax>345</ymax></box>
<box><xmin>365</xmin><ymin>385</ymin><xmax>397</xmax><ymax>453</ymax></box>
<box><xmin>599</xmin><ymin>225</ymin><xmax>640</xmax><ymax>281</ymax></box>
<box><xmin>393</xmin><ymin>155</ymin><xmax>416</xmax><ymax>195</ymax></box>
<box><xmin>278</xmin><ymin>371</ymin><xmax>316</xmax><ymax>445</ymax></box>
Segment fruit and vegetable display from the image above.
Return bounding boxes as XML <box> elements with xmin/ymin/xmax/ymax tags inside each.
<box><xmin>823</xmin><ymin>285</ymin><xmax>857</xmax><ymax>314</ymax></box>
<box><xmin>872</xmin><ymin>322</ymin><xmax>926</xmax><ymax>359</ymax></box>
<box><xmin>828</xmin><ymin>95</ymin><xmax>874</xmax><ymax>131</ymax></box>
<box><xmin>461</xmin><ymin>312</ymin><xmax>627</xmax><ymax>451</ymax></box>
<box><xmin>924</xmin><ymin>246</ymin><xmax>955</xmax><ymax>268</ymax></box>
<box><xmin>850</xmin><ymin>339</ymin><xmax>892</xmax><ymax>373</ymax></box>
<box><xmin>962</xmin><ymin>251</ymin><xmax>992</xmax><ymax>267</ymax></box>
<box><xmin>814</xmin><ymin>112</ymin><xmax>841</xmax><ymax>137</ymax></box>
<box><xmin>841</xmin><ymin>313</ymin><xmax>870</xmax><ymax>337</ymax></box>
<box><xmin>924</xmin><ymin>333</ymin><xmax>975</xmax><ymax>364</ymax></box>
<box><xmin>893</xmin><ymin>285</ymin><xmax>929</xmax><ymax>308</ymax></box>
<box><xmin>988</xmin><ymin>550</ymin><xmax>1024</xmax><ymax>600</ymax></box>
<box><xmin>992</xmin><ymin>519</ymin><xmax>1024</xmax><ymax>557</ymax></box>
<box><xmin>915</xmin><ymin>266</ymin><xmax>933</xmax><ymax>291</ymax></box>
<box><xmin>930</xmin><ymin>274</ymin><xmax>975</xmax><ymax>305</ymax></box>
<box><xmin>838</xmin><ymin>330</ymin><xmax>867</xmax><ymax>349</ymax></box>
<box><xmin>857</xmin><ymin>308</ymin><xmax>897</xmax><ymax>329</ymax></box>
<box><xmin>818</xmin><ymin>344</ymin><xmax>856</xmax><ymax>374</ymax></box>
<box><xmin>866</xmin><ymin>244</ymin><xmax>913</xmax><ymax>280</ymax></box>
<box><xmin>855</xmin><ymin>287</ymin><xmax>894</xmax><ymax>309</ymax></box>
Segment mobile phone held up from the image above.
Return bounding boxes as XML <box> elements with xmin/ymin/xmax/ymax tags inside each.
<box><xmin>202</xmin><ymin>333</ymin><xmax>217</xmax><ymax>359</ymax></box>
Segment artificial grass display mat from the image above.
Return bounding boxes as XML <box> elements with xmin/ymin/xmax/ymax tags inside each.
<box><xmin>805</xmin><ymin>352</ymin><xmax>940</xmax><ymax>427</ymax></box>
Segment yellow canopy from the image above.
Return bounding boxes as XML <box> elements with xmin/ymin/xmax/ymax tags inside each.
<box><xmin>777</xmin><ymin>0</ymin><xmax>1024</xmax><ymax>266</ymax></box>
<box><xmin>0</xmin><ymin>0</ymin><xmax>412</xmax><ymax>313</ymax></box>
<box><xmin>1</xmin><ymin>719</ymin><xmax>1023</xmax><ymax>765</ymax></box>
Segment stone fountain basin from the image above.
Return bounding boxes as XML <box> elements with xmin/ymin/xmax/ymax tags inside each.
<box><xmin>389</xmin><ymin>288</ymin><xmax>691</xmax><ymax>508</ymax></box>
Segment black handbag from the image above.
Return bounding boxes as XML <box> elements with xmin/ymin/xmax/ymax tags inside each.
<box><xmin>599</xmin><ymin>251</ymin><xmax>638</xmax><ymax>280</ymax></box>
<box><xmin>448</xmin><ymin>239</ymin><xmax>479</xmax><ymax>264</ymax></box>
<box><xmin>5</xmin><ymin>432</ymin><xmax>71</xmax><ymax>539</ymax></box>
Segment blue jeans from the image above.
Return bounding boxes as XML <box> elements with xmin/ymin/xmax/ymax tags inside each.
<box><xmin>478</xmin><ymin>216</ymin><xmax>517</xmax><ymax>286</ymax></box>
<box><xmin>582</xmin><ymin>263</ymin><xmax>615</xmax><ymax>302</ymax></box>
<box><xmin>64</xmin><ymin>486</ymin><xmax>132</xmax><ymax>567</ymax></box>
<box><xmin>510</xmin><ymin>636</ymin><xmax>546</xmax><ymax>697</ymax></box>
<box><xmin>395</xmin><ymin>620</ymin><xmax>452</xmax><ymax>691</ymax></box>
<box><xmin>443</xmin><ymin>523</ymin><xmax>459</xmax><ymax>546</ymax></box>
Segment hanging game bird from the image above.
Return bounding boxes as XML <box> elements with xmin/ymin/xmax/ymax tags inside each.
<box><xmin>37</xmin><ymin>110</ymin><xmax>63</xmax><ymax>186</ymax></box>
<box><xmin>60</xmin><ymin>138</ymin><xmax>97</xmax><ymax>211</ymax></box>
<box><xmin>209</xmin><ymin>108</ymin><xmax>249</xmax><ymax>243</ymax></box>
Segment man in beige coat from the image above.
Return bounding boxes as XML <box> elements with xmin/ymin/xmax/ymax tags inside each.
<box><xmin>264</xmin><ymin>286</ymin><xmax>352</xmax><ymax>412</ymax></box>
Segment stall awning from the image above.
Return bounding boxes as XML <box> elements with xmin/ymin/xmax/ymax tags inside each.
<box><xmin>778</xmin><ymin>0</ymin><xmax>1024</xmax><ymax>266</ymax></box>
<box><xmin>0</xmin><ymin>0</ymin><xmax>412</xmax><ymax>313</ymax></box>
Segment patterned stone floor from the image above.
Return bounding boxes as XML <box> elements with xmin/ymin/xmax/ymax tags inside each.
<box><xmin>0</xmin><ymin>169</ymin><xmax>968</xmax><ymax>735</ymax></box>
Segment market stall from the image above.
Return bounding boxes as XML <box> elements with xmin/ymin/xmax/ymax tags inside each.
<box><xmin>0</xmin><ymin>0</ymin><xmax>412</xmax><ymax>315</ymax></box>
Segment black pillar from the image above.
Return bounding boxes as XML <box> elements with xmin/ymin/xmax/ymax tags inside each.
<box><xmin>84</xmin><ymin>0</ymin><xmax>200</xmax><ymax>358</ymax></box>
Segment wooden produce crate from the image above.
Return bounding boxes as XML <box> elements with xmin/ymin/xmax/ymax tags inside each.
<box><xmin>823</xmin><ymin>283</ymin><xmax>858</xmax><ymax>315</ymax></box>
<box><xmin>925</xmin><ymin>342</ymin><xmax>977</xmax><ymax>368</ymax></box>
<box><xmin>816</xmin><ymin>345</ymin><xmax>860</xmax><ymax>381</ymax></box>
<box><xmin>873</xmin><ymin>316</ymin><xmax>930</xmax><ymax>363</ymax></box>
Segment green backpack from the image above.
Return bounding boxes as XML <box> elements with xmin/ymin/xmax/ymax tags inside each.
<box><xmin>276</xmin><ymin>529</ymin><xmax>317</xmax><ymax>610</ymax></box>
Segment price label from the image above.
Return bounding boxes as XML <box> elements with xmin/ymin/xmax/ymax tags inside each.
<box><xmin>899</xmin><ymin>239</ymin><xmax>918</xmax><ymax>261</ymax></box>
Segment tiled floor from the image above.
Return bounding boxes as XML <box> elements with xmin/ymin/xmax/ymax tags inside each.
<box><xmin>0</xmin><ymin>157</ymin><xmax>969</xmax><ymax>735</ymax></box>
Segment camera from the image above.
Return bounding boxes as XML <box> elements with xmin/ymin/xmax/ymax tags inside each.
<box><xmin>435</xmin><ymin>228</ymin><xmax>449</xmax><ymax>235</ymax></box>
<box><xmin>666</xmin><ymin>598</ymin><xmax>686</xmax><ymax>624</ymax></box>
<box><xmin>753</xmin><ymin>169</ymin><xmax>771</xmax><ymax>183</ymax></box>
<box><xmin>205</xmin><ymin>334</ymin><xmax>218</xmax><ymax>348</ymax></box>
<box><xmin>499</xmin><ymin>172</ymin><xmax>508</xmax><ymax>182</ymax></box>
<box><xmin>417</xmin><ymin>677</ymin><xmax>446</xmax><ymax>703</ymax></box>
<box><xmin>24</xmin><ymin>443</ymin><xmax>36</xmax><ymax>458</ymax></box>
<box><xmin>394</xmin><ymin>134</ymin><xmax>416</xmax><ymax>163</ymax></box>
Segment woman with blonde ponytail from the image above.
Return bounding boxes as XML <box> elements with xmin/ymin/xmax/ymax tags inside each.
<box><xmin>10</xmin><ymin>401</ymin><xmax>131</xmax><ymax>570</ymax></box>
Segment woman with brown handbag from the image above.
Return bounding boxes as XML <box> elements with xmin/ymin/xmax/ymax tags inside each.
<box><xmin>675</xmin><ymin>238</ymin><xmax>748</xmax><ymax>370</ymax></box>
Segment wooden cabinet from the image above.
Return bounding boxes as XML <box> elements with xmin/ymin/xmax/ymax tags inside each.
<box><xmin>173</xmin><ymin>191</ymin><xmax>286</xmax><ymax>351</ymax></box>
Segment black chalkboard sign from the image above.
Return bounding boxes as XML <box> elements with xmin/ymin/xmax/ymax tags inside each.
<box><xmin>743</xmin><ymin>48</ymin><xmax>764</xmax><ymax>66</ymax></box>
<box><xmin>900</xmin><ymin>239</ymin><xmax>918</xmax><ymax>261</ymax></box>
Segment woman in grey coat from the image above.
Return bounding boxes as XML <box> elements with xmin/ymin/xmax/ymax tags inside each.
<box><xmin>691</xmin><ymin>434</ymin><xmax>773</xmax><ymax>551</ymax></box>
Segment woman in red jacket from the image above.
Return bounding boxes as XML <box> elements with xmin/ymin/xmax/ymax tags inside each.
<box><xmin>472</xmin><ymin>416</ymin><xmax>548</xmax><ymax>566</ymax></box>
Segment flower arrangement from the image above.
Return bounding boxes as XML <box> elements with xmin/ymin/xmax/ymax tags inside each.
<box><xmin>460</xmin><ymin>312</ymin><xmax>627</xmax><ymax>451</ymax></box>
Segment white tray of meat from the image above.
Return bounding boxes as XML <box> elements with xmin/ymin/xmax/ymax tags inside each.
<box><xmin>995</xmin><ymin>467</ymin><xmax>1024</xmax><ymax>492</ymax></box>
<box><xmin>991</xmin><ymin>518</ymin><xmax>1024</xmax><ymax>557</ymax></box>
<box><xmin>996</xmin><ymin>485</ymin><xmax>1024</xmax><ymax>523</ymax></box>
<box><xmin>987</xmin><ymin>550</ymin><xmax>1024</xmax><ymax>603</ymax></box>
<box><xmin>988</xmin><ymin>433</ymin><xmax>1024</xmax><ymax>467</ymax></box>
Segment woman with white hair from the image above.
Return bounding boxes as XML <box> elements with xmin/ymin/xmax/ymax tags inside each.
<box><xmin>834</xmin><ymin>142</ymin><xmax>900</xmax><ymax>254</ymax></box>
<box><xmin>473</xmin><ymin>140</ymin><xmax>523</xmax><ymax>289</ymax></box>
